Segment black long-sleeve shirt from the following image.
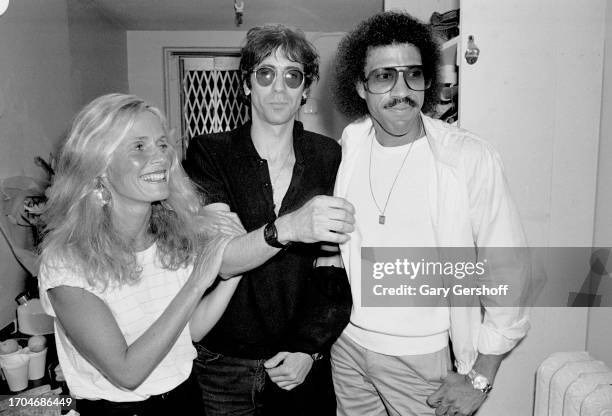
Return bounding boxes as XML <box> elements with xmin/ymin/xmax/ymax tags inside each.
<box><xmin>184</xmin><ymin>121</ymin><xmax>342</xmax><ymax>359</ymax></box>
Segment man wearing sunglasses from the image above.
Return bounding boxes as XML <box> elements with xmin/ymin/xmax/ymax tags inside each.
<box><xmin>184</xmin><ymin>24</ymin><xmax>354</xmax><ymax>416</ymax></box>
<box><xmin>330</xmin><ymin>11</ymin><xmax>530</xmax><ymax>416</ymax></box>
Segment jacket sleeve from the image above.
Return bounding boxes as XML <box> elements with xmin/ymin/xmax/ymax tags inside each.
<box><xmin>183</xmin><ymin>137</ymin><xmax>230</xmax><ymax>206</ymax></box>
<box><xmin>285</xmin><ymin>265</ymin><xmax>353</xmax><ymax>354</ymax></box>
<box><xmin>466</xmin><ymin>141</ymin><xmax>531</xmax><ymax>355</ymax></box>
<box><xmin>286</xmin><ymin>143</ymin><xmax>350</xmax><ymax>354</ymax></box>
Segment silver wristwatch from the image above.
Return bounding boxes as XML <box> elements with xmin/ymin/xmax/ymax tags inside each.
<box><xmin>466</xmin><ymin>369</ymin><xmax>493</xmax><ymax>394</ymax></box>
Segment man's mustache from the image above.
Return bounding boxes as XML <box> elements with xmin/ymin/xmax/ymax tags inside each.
<box><xmin>383</xmin><ymin>96</ymin><xmax>418</xmax><ymax>109</ymax></box>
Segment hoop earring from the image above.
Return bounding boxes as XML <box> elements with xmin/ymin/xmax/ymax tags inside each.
<box><xmin>92</xmin><ymin>177</ymin><xmax>112</xmax><ymax>207</ymax></box>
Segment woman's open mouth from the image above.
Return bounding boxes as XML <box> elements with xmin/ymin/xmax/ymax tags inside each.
<box><xmin>140</xmin><ymin>170</ymin><xmax>167</xmax><ymax>183</ymax></box>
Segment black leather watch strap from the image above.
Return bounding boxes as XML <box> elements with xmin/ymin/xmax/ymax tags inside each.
<box><xmin>263</xmin><ymin>221</ymin><xmax>288</xmax><ymax>249</ymax></box>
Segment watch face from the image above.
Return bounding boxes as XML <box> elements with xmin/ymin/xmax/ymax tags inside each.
<box><xmin>473</xmin><ymin>375</ymin><xmax>489</xmax><ymax>390</ymax></box>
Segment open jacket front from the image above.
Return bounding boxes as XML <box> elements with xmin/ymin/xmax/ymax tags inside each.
<box><xmin>334</xmin><ymin>114</ymin><xmax>531</xmax><ymax>373</ymax></box>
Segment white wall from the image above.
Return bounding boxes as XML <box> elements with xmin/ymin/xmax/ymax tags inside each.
<box><xmin>67</xmin><ymin>0</ymin><xmax>129</xmax><ymax>109</ymax></box>
<box><xmin>0</xmin><ymin>0</ymin><xmax>127</xmax><ymax>329</ymax></box>
<box><xmin>588</xmin><ymin>0</ymin><xmax>612</xmax><ymax>368</ymax></box>
<box><xmin>298</xmin><ymin>33</ymin><xmax>350</xmax><ymax>140</ymax></box>
<box><xmin>0</xmin><ymin>0</ymin><xmax>73</xmax><ymax>328</ymax></box>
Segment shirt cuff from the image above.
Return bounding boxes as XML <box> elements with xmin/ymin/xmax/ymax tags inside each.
<box><xmin>477</xmin><ymin>314</ymin><xmax>530</xmax><ymax>355</ymax></box>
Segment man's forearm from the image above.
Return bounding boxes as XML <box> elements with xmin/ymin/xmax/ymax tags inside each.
<box><xmin>219</xmin><ymin>225</ymin><xmax>281</xmax><ymax>277</ymax></box>
<box><xmin>218</xmin><ymin>196</ymin><xmax>355</xmax><ymax>277</ymax></box>
<box><xmin>217</xmin><ymin>209</ymin><xmax>303</xmax><ymax>277</ymax></box>
<box><xmin>471</xmin><ymin>352</ymin><xmax>505</xmax><ymax>384</ymax></box>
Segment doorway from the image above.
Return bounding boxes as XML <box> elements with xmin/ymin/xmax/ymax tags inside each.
<box><xmin>164</xmin><ymin>49</ymin><xmax>249</xmax><ymax>158</ymax></box>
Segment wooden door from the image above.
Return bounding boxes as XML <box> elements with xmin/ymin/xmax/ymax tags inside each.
<box><xmin>459</xmin><ymin>1</ymin><xmax>605</xmax><ymax>414</ymax></box>
<box><xmin>459</xmin><ymin>0</ymin><xmax>605</xmax><ymax>247</ymax></box>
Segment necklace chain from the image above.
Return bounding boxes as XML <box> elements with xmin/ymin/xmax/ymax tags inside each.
<box><xmin>368</xmin><ymin>124</ymin><xmax>424</xmax><ymax>225</ymax></box>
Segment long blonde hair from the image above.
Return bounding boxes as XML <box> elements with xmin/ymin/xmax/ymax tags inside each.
<box><xmin>42</xmin><ymin>93</ymin><xmax>203</xmax><ymax>290</ymax></box>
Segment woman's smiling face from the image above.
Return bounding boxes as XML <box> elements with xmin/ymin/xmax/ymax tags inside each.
<box><xmin>105</xmin><ymin>110</ymin><xmax>173</xmax><ymax>211</ymax></box>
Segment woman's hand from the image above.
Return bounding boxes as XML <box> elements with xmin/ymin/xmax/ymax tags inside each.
<box><xmin>188</xmin><ymin>231</ymin><xmax>240</xmax><ymax>341</ymax></box>
<box><xmin>196</xmin><ymin>203</ymin><xmax>245</xmax><ymax>239</ymax></box>
<box><xmin>191</xmin><ymin>233</ymin><xmax>233</xmax><ymax>291</ymax></box>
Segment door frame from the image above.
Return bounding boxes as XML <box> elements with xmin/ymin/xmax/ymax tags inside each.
<box><xmin>162</xmin><ymin>47</ymin><xmax>241</xmax><ymax>156</ymax></box>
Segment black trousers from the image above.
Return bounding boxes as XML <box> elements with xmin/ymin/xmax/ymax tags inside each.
<box><xmin>75</xmin><ymin>372</ymin><xmax>204</xmax><ymax>416</ymax></box>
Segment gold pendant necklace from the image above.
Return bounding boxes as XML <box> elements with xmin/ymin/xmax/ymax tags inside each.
<box><xmin>368</xmin><ymin>123</ymin><xmax>424</xmax><ymax>225</ymax></box>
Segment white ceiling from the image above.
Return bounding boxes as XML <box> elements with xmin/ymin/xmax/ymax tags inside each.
<box><xmin>90</xmin><ymin>0</ymin><xmax>384</xmax><ymax>32</ymax></box>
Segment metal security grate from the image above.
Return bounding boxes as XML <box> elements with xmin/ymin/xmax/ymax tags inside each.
<box><xmin>181</xmin><ymin>56</ymin><xmax>249</xmax><ymax>139</ymax></box>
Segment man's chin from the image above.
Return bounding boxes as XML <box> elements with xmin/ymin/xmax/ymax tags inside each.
<box><xmin>376</xmin><ymin>120</ymin><xmax>414</xmax><ymax>137</ymax></box>
<box><xmin>267</xmin><ymin>115</ymin><xmax>297</xmax><ymax>126</ymax></box>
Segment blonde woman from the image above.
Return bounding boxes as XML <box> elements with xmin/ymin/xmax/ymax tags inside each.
<box><xmin>39</xmin><ymin>93</ymin><xmax>243</xmax><ymax>415</ymax></box>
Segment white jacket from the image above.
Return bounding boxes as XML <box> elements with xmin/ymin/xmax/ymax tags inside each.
<box><xmin>335</xmin><ymin>114</ymin><xmax>531</xmax><ymax>373</ymax></box>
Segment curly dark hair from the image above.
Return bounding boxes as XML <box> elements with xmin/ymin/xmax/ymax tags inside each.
<box><xmin>239</xmin><ymin>24</ymin><xmax>319</xmax><ymax>106</ymax></box>
<box><xmin>333</xmin><ymin>11</ymin><xmax>441</xmax><ymax>119</ymax></box>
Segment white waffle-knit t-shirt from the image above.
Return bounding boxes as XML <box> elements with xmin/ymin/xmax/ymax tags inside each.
<box><xmin>39</xmin><ymin>244</ymin><xmax>196</xmax><ymax>402</ymax></box>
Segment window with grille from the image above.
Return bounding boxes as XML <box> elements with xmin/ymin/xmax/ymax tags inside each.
<box><xmin>180</xmin><ymin>56</ymin><xmax>249</xmax><ymax>140</ymax></box>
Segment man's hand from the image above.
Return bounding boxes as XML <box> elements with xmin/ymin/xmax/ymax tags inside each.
<box><xmin>264</xmin><ymin>351</ymin><xmax>314</xmax><ymax>391</ymax></box>
<box><xmin>427</xmin><ymin>372</ymin><xmax>487</xmax><ymax>416</ymax></box>
<box><xmin>276</xmin><ymin>196</ymin><xmax>355</xmax><ymax>245</ymax></box>
<box><xmin>196</xmin><ymin>203</ymin><xmax>246</xmax><ymax>238</ymax></box>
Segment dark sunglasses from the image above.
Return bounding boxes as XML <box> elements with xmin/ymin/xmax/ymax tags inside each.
<box><xmin>252</xmin><ymin>66</ymin><xmax>305</xmax><ymax>89</ymax></box>
<box><xmin>363</xmin><ymin>66</ymin><xmax>431</xmax><ymax>94</ymax></box>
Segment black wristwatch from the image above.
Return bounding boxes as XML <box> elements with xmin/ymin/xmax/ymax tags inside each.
<box><xmin>310</xmin><ymin>352</ymin><xmax>324</xmax><ymax>362</ymax></box>
<box><xmin>263</xmin><ymin>221</ymin><xmax>288</xmax><ymax>249</ymax></box>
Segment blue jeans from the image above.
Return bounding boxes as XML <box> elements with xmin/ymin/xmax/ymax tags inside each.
<box><xmin>194</xmin><ymin>344</ymin><xmax>336</xmax><ymax>416</ymax></box>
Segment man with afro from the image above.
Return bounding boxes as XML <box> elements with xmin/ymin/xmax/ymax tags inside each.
<box><xmin>330</xmin><ymin>11</ymin><xmax>530</xmax><ymax>416</ymax></box>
